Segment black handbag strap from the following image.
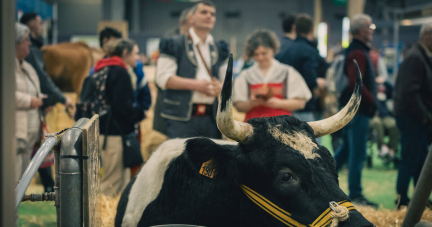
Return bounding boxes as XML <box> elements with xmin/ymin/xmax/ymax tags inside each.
<box><xmin>102</xmin><ymin>110</ymin><xmax>112</xmax><ymax>150</ymax></box>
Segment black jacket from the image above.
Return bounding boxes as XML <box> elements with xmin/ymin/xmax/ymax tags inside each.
<box><xmin>394</xmin><ymin>44</ymin><xmax>432</xmax><ymax>122</ymax></box>
<box><xmin>100</xmin><ymin>65</ymin><xmax>145</xmax><ymax>135</ymax></box>
<box><xmin>275</xmin><ymin>36</ymin><xmax>293</xmax><ymax>60</ymax></box>
<box><xmin>25</xmin><ymin>36</ymin><xmax>66</xmax><ymax>107</ymax></box>
<box><xmin>277</xmin><ymin>37</ymin><xmax>327</xmax><ymax>112</ymax></box>
<box><xmin>340</xmin><ymin>39</ymin><xmax>377</xmax><ymax>117</ymax></box>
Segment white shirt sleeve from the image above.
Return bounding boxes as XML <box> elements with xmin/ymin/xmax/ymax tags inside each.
<box><xmin>233</xmin><ymin>71</ymin><xmax>250</xmax><ymax>103</ymax></box>
<box><xmin>156</xmin><ymin>56</ymin><xmax>178</xmax><ymax>90</ymax></box>
<box><xmin>286</xmin><ymin>66</ymin><xmax>312</xmax><ymax>102</ymax></box>
<box><xmin>218</xmin><ymin>61</ymin><xmax>228</xmax><ymax>82</ymax></box>
<box><xmin>377</xmin><ymin>57</ymin><xmax>388</xmax><ymax>80</ymax></box>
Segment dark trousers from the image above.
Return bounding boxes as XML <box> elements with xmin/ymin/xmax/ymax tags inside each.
<box><xmin>396</xmin><ymin>116</ymin><xmax>432</xmax><ymax>203</ymax></box>
<box><xmin>334</xmin><ymin>113</ymin><xmax>370</xmax><ymax>198</ymax></box>
<box><xmin>38</xmin><ymin>166</ymin><xmax>54</xmax><ymax>192</ymax></box>
<box><xmin>331</xmin><ymin>129</ymin><xmax>343</xmax><ymax>152</ymax></box>
<box><xmin>166</xmin><ymin>115</ymin><xmax>221</xmax><ymax>139</ymax></box>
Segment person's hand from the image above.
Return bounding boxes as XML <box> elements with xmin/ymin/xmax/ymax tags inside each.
<box><xmin>375</xmin><ymin>76</ymin><xmax>385</xmax><ymax>84</ymax></box>
<box><xmin>264</xmin><ymin>97</ymin><xmax>281</xmax><ymax>109</ymax></box>
<box><xmin>211</xmin><ymin>77</ymin><xmax>223</xmax><ymax>96</ymax></box>
<box><xmin>71</xmin><ymin>108</ymin><xmax>76</xmax><ymax>118</ymax></box>
<box><xmin>317</xmin><ymin>78</ymin><xmax>327</xmax><ymax>89</ymax></box>
<box><xmin>250</xmin><ymin>93</ymin><xmax>266</xmax><ymax>107</ymax></box>
<box><xmin>250</xmin><ymin>98</ymin><xmax>266</xmax><ymax>107</ymax></box>
<box><xmin>65</xmin><ymin>97</ymin><xmax>73</xmax><ymax>108</ymax></box>
<box><xmin>313</xmin><ymin>88</ymin><xmax>321</xmax><ymax>97</ymax></box>
<box><xmin>194</xmin><ymin>79</ymin><xmax>215</xmax><ymax>97</ymax></box>
<box><xmin>30</xmin><ymin>97</ymin><xmax>43</xmax><ymax>109</ymax></box>
<box><xmin>44</xmin><ymin>106</ymin><xmax>54</xmax><ymax>113</ymax></box>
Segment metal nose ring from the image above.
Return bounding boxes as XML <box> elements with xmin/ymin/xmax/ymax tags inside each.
<box><xmin>329</xmin><ymin>201</ymin><xmax>339</xmax><ymax>213</ymax></box>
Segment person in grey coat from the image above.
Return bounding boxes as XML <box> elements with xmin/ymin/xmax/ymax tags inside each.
<box><xmin>15</xmin><ymin>23</ymin><xmax>44</xmax><ymax>183</ymax></box>
<box><xmin>20</xmin><ymin>13</ymin><xmax>72</xmax><ymax>193</ymax></box>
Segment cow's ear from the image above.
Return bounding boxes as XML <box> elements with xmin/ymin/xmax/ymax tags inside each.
<box><xmin>184</xmin><ymin>138</ymin><xmax>235</xmax><ymax>174</ymax></box>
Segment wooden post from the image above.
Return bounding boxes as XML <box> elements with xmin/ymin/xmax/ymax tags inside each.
<box><xmin>314</xmin><ymin>0</ymin><xmax>322</xmax><ymax>36</ymax></box>
<box><xmin>98</xmin><ymin>21</ymin><xmax>129</xmax><ymax>38</ymax></box>
<box><xmin>347</xmin><ymin>0</ymin><xmax>365</xmax><ymax>18</ymax></box>
<box><xmin>0</xmin><ymin>0</ymin><xmax>17</xmax><ymax>225</ymax></box>
<box><xmin>82</xmin><ymin>115</ymin><xmax>101</xmax><ymax>227</ymax></box>
<box><xmin>347</xmin><ymin>0</ymin><xmax>365</xmax><ymax>42</ymax></box>
<box><xmin>402</xmin><ymin>146</ymin><xmax>432</xmax><ymax>227</ymax></box>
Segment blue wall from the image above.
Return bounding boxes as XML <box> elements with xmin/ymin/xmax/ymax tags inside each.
<box><xmin>16</xmin><ymin>0</ymin><xmax>53</xmax><ymax>20</ymax></box>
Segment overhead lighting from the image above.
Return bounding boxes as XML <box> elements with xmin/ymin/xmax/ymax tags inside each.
<box><xmin>317</xmin><ymin>22</ymin><xmax>328</xmax><ymax>58</ymax></box>
<box><xmin>400</xmin><ymin>17</ymin><xmax>432</xmax><ymax>26</ymax></box>
<box><xmin>369</xmin><ymin>23</ymin><xmax>376</xmax><ymax>30</ymax></box>
<box><xmin>342</xmin><ymin>17</ymin><xmax>350</xmax><ymax>48</ymax></box>
<box><xmin>401</xmin><ymin>19</ymin><xmax>412</xmax><ymax>26</ymax></box>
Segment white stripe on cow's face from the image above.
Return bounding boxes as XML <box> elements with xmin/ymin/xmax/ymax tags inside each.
<box><xmin>121</xmin><ymin>138</ymin><xmax>237</xmax><ymax>227</ymax></box>
<box><xmin>269</xmin><ymin>125</ymin><xmax>320</xmax><ymax>160</ymax></box>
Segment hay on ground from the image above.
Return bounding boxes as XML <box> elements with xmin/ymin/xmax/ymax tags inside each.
<box><xmin>102</xmin><ymin>195</ymin><xmax>120</xmax><ymax>227</ymax></box>
<box><xmin>100</xmin><ymin>195</ymin><xmax>432</xmax><ymax>227</ymax></box>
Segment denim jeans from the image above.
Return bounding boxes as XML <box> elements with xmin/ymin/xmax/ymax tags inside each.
<box><xmin>334</xmin><ymin>113</ymin><xmax>370</xmax><ymax>199</ymax></box>
<box><xmin>396</xmin><ymin>116</ymin><xmax>432</xmax><ymax>203</ymax></box>
<box><xmin>293</xmin><ymin>111</ymin><xmax>315</xmax><ymax>122</ymax></box>
<box><xmin>369</xmin><ymin>116</ymin><xmax>399</xmax><ymax>150</ymax></box>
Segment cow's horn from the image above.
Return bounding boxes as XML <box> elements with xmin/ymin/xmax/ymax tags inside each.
<box><xmin>308</xmin><ymin>60</ymin><xmax>363</xmax><ymax>138</ymax></box>
<box><xmin>216</xmin><ymin>54</ymin><xmax>253</xmax><ymax>142</ymax></box>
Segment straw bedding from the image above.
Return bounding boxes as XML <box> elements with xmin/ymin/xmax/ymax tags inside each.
<box><xmin>101</xmin><ymin>195</ymin><xmax>432</xmax><ymax>227</ymax></box>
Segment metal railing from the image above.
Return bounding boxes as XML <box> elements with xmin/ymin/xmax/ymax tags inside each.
<box><xmin>15</xmin><ymin>116</ymin><xmax>100</xmax><ymax>227</ymax></box>
<box><xmin>15</xmin><ymin>136</ymin><xmax>59</xmax><ymax>210</ymax></box>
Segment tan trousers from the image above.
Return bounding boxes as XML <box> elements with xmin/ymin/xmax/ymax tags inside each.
<box><xmin>369</xmin><ymin>116</ymin><xmax>399</xmax><ymax>150</ymax></box>
<box><xmin>99</xmin><ymin>135</ymin><xmax>130</xmax><ymax>197</ymax></box>
<box><xmin>16</xmin><ymin>131</ymin><xmax>40</xmax><ymax>183</ymax></box>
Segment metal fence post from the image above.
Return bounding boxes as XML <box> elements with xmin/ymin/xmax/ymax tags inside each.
<box><xmin>54</xmin><ymin>148</ymin><xmax>61</xmax><ymax>226</ymax></box>
<box><xmin>15</xmin><ymin>137</ymin><xmax>59</xmax><ymax>210</ymax></box>
<box><xmin>60</xmin><ymin>118</ymin><xmax>89</xmax><ymax>227</ymax></box>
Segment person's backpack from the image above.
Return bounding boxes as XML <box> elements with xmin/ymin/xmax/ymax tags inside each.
<box><xmin>328</xmin><ymin>54</ymin><xmax>348</xmax><ymax>97</ymax></box>
<box><xmin>75</xmin><ymin>67</ymin><xmax>110</xmax><ymax>121</ymax></box>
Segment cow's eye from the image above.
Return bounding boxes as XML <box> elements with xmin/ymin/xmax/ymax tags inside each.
<box><xmin>281</xmin><ymin>173</ymin><xmax>292</xmax><ymax>182</ymax></box>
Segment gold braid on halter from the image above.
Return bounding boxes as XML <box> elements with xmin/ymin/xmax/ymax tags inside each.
<box><xmin>240</xmin><ymin>185</ymin><xmax>356</xmax><ymax>227</ymax></box>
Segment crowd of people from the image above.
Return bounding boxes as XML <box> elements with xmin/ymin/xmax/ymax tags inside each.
<box><xmin>13</xmin><ymin>0</ymin><xmax>432</xmax><ymax>211</ymax></box>
<box><xmin>15</xmin><ymin>14</ymin><xmax>152</xmax><ymax>197</ymax></box>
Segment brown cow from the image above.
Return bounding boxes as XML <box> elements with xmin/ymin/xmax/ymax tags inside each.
<box><xmin>41</xmin><ymin>42</ymin><xmax>104</xmax><ymax>94</ymax></box>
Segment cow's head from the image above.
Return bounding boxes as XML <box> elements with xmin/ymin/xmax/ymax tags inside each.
<box><xmin>205</xmin><ymin>54</ymin><xmax>372</xmax><ymax>226</ymax></box>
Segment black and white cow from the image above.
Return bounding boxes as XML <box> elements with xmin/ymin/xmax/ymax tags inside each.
<box><xmin>115</xmin><ymin>55</ymin><xmax>374</xmax><ymax>227</ymax></box>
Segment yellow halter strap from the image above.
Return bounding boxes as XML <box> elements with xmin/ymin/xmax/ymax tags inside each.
<box><xmin>240</xmin><ymin>185</ymin><xmax>356</xmax><ymax>227</ymax></box>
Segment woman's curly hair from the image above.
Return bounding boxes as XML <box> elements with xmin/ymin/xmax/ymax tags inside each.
<box><xmin>244</xmin><ymin>29</ymin><xmax>280</xmax><ymax>58</ymax></box>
